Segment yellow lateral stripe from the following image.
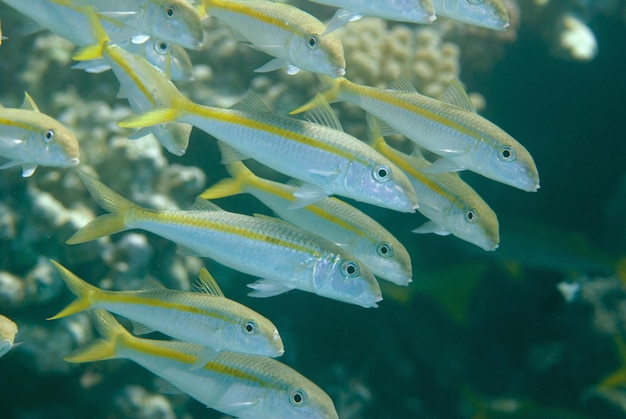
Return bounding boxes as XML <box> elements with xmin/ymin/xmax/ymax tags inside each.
<box><xmin>98</xmin><ymin>293</ymin><xmax>232</xmax><ymax>323</ymax></box>
<box><xmin>106</xmin><ymin>46</ymin><xmax>156</xmax><ymax>106</ymax></box>
<box><xmin>149</xmin><ymin>211</ymin><xmax>323</xmax><ymax>258</ymax></box>
<box><xmin>209</xmin><ymin>1</ymin><xmax>301</xmax><ymax>35</ymax></box>
<box><xmin>352</xmin><ymin>84</ymin><xmax>479</xmax><ymax>139</ymax></box>
<box><xmin>0</xmin><ymin>117</ymin><xmax>41</xmax><ymax>132</ymax></box>
<box><xmin>188</xmin><ymin>104</ymin><xmax>369</xmax><ymax>166</ymax></box>
<box><xmin>252</xmin><ymin>180</ymin><xmax>369</xmax><ymax>239</ymax></box>
<box><xmin>128</xmin><ymin>339</ymin><xmax>282</xmax><ymax>389</ymax></box>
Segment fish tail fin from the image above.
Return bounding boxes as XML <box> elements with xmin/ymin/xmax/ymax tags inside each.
<box><xmin>47</xmin><ymin>260</ymin><xmax>100</xmax><ymax>320</ymax></box>
<box><xmin>71</xmin><ymin>6</ymin><xmax>110</xmax><ymax>61</ymax></box>
<box><xmin>64</xmin><ymin>310</ymin><xmax>128</xmax><ymax>363</ymax></box>
<box><xmin>289</xmin><ymin>76</ymin><xmax>343</xmax><ymax>115</ymax></box>
<box><xmin>199</xmin><ymin>160</ymin><xmax>253</xmax><ymax>200</ymax></box>
<box><xmin>66</xmin><ymin>171</ymin><xmax>134</xmax><ymax>244</ymax></box>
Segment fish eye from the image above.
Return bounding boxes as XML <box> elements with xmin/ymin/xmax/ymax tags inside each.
<box><xmin>290</xmin><ymin>389</ymin><xmax>306</xmax><ymax>406</ymax></box>
<box><xmin>306</xmin><ymin>34</ymin><xmax>319</xmax><ymax>50</ymax></box>
<box><xmin>243</xmin><ymin>320</ymin><xmax>257</xmax><ymax>334</ymax></box>
<box><xmin>498</xmin><ymin>146</ymin><xmax>516</xmax><ymax>162</ymax></box>
<box><xmin>165</xmin><ymin>5</ymin><xmax>176</xmax><ymax>18</ymax></box>
<box><xmin>154</xmin><ymin>40</ymin><xmax>169</xmax><ymax>54</ymax></box>
<box><xmin>372</xmin><ymin>164</ymin><xmax>391</xmax><ymax>182</ymax></box>
<box><xmin>377</xmin><ymin>242</ymin><xmax>393</xmax><ymax>258</ymax></box>
<box><xmin>341</xmin><ymin>260</ymin><xmax>360</xmax><ymax>278</ymax></box>
<box><xmin>465</xmin><ymin>209</ymin><xmax>477</xmax><ymax>223</ymax></box>
<box><xmin>44</xmin><ymin>130</ymin><xmax>54</xmax><ymax>143</ymax></box>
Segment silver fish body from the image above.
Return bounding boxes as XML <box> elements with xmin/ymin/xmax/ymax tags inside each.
<box><xmin>66</xmin><ymin>310</ymin><xmax>339</xmax><ymax>419</ymax></box>
<box><xmin>68</xmin><ymin>171</ymin><xmax>383</xmax><ymax>308</ymax></box>
<box><xmin>49</xmin><ymin>262</ymin><xmax>284</xmax><ymax>357</ymax></box>
<box><xmin>431</xmin><ymin>0</ymin><xmax>509</xmax><ymax>30</ymax></box>
<box><xmin>201</xmin><ymin>161</ymin><xmax>413</xmax><ymax>285</ymax></box>
<box><xmin>0</xmin><ymin>93</ymin><xmax>80</xmax><ymax>176</ymax></box>
<box><xmin>203</xmin><ymin>0</ymin><xmax>345</xmax><ymax>77</ymax></box>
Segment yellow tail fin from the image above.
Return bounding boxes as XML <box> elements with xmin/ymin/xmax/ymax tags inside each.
<box><xmin>199</xmin><ymin>161</ymin><xmax>253</xmax><ymax>200</ymax></box>
<box><xmin>64</xmin><ymin>310</ymin><xmax>127</xmax><ymax>363</ymax></box>
<box><xmin>71</xmin><ymin>5</ymin><xmax>111</xmax><ymax>62</ymax></box>
<box><xmin>47</xmin><ymin>260</ymin><xmax>100</xmax><ymax>320</ymax></box>
<box><xmin>289</xmin><ymin>76</ymin><xmax>343</xmax><ymax>115</ymax></box>
<box><xmin>66</xmin><ymin>171</ymin><xmax>134</xmax><ymax>244</ymax></box>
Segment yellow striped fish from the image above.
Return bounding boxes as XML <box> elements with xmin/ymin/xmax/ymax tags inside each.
<box><xmin>48</xmin><ymin>261</ymin><xmax>284</xmax><ymax>358</ymax></box>
<box><xmin>66</xmin><ymin>309</ymin><xmax>339</xmax><ymax>419</ymax></box>
<box><xmin>118</xmin><ymin>89</ymin><xmax>418</xmax><ymax>213</ymax></box>
<box><xmin>200</xmin><ymin>158</ymin><xmax>413</xmax><ymax>286</ymax></box>
<box><xmin>431</xmin><ymin>0</ymin><xmax>509</xmax><ymax>30</ymax></box>
<box><xmin>292</xmin><ymin>77</ymin><xmax>540</xmax><ymax>192</ymax></box>
<box><xmin>307</xmin><ymin>0</ymin><xmax>435</xmax><ymax>34</ymax></box>
<box><xmin>73</xmin><ymin>0</ymin><xmax>205</xmax><ymax>49</ymax></box>
<box><xmin>0</xmin><ymin>93</ymin><xmax>80</xmax><ymax>177</ymax></box>
<box><xmin>67</xmin><ymin>170</ymin><xmax>383</xmax><ymax>308</ymax></box>
<box><xmin>72</xmin><ymin>11</ymin><xmax>193</xmax><ymax>156</ymax></box>
<box><xmin>368</xmin><ymin>124</ymin><xmax>499</xmax><ymax>251</ymax></box>
<box><xmin>0</xmin><ymin>314</ymin><xmax>18</xmax><ymax>359</ymax></box>
<box><xmin>201</xmin><ymin>0</ymin><xmax>345</xmax><ymax>77</ymax></box>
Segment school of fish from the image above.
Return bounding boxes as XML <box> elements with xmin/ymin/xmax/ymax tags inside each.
<box><xmin>0</xmin><ymin>0</ymin><xmax>537</xmax><ymax>417</ymax></box>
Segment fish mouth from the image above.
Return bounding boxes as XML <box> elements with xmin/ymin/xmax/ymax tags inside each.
<box><xmin>69</xmin><ymin>158</ymin><xmax>80</xmax><ymax>166</ymax></box>
<box><xmin>334</xmin><ymin>67</ymin><xmax>346</xmax><ymax>78</ymax></box>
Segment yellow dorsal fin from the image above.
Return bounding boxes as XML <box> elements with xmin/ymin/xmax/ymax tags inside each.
<box><xmin>194</xmin><ymin>267</ymin><xmax>224</xmax><ymax>297</ymax></box>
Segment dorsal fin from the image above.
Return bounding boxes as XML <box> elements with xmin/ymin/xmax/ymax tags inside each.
<box><xmin>229</xmin><ymin>91</ymin><xmax>271</xmax><ymax>113</ymax></box>
<box><xmin>302</xmin><ymin>94</ymin><xmax>343</xmax><ymax>131</ymax></box>
<box><xmin>440</xmin><ymin>79</ymin><xmax>476</xmax><ymax>113</ymax></box>
<box><xmin>388</xmin><ymin>77</ymin><xmax>418</xmax><ymax>94</ymax></box>
<box><xmin>190</xmin><ymin>198</ymin><xmax>223</xmax><ymax>211</ymax></box>
<box><xmin>193</xmin><ymin>267</ymin><xmax>224</xmax><ymax>297</ymax></box>
<box><xmin>20</xmin><ymin>92</ymin><xmax>39</xmax><ymax>112</ymax></box>
<box><xmin>140</xmin><ymin>278</ymin><xmax>167</xmax><ymax>291</ymax></box>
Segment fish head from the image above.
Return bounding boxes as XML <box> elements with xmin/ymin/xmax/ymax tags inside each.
<box><xmin>228</xmin><ymin>312</ymin><xmax>285</xmax><ymax>358</ymax></box>
<box><xmin>352</xmin><ymin>238</ymin><xmax>413</xmax><ymax>286</ymax></box>
<box><xmin>343</xmin><ymin>159</ymin><xmax>418</xmax><ymax>213</ymax></box>
<box><xmin>312</xmin><ymin>253</ymin><xmax>382</xmax><ymax>308</ymax></box>
<box><xmin>447</xmin><ymin>199</ymin><xmax>500</xmax><ymax>251</ymax></box>
<box><xmin>136</xmin><ymin>39</ymin><xmax>194</xmax><ymax>82</ymax></box>
<box><xmin>29</xmin><ymin>119</ymin><xmax>80</xmax><ymax>169</ymax></box>
<box><xmin>146</xmin><ymin>0</ymin><xmax>205</xmax><ymax>50</ymax></box>
<box><xmin>257</xmin><ymin>373</ymin><xmax>339</xmax><ymax>419</ymax></box>
<box><xmin>289</xmin><ymin>30</ymin><xmax>346</xmax><ymax>78</ymax></box>
<box><xmin>439</xmin><ymin>0</ymin><xmax>510</xmax><ymax>30</ymax></box>
<box><xmin>475</xmin><ymin>134</ymin><xmax>540</xmax><ymax>192</ymax></box>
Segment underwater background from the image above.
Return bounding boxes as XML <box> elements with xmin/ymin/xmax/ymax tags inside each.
<box><xmin>1</xmin><ymin>0</ymin><xmax>626</xmax><ymax>418</ymax></box>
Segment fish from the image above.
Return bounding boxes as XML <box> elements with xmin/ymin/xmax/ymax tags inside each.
<box><xmin>200</xmin><ymin>0</ymin><xmax>346</xmax><ymax>77</ymax></box>
<box><xmin>367</xmin><ymin>120</ymin><xmax>499</xmax><ymax>251</ymax></box>
<box><xmin>66</xmin><ymin>309</ymin><xmax>339</xmax><ymax>419</ymax></box>
<box><xmin>72</xmin><ymin>0</ymin><xmax>205</xmax><ymax>50</ymax></box>
<box><xmin>67</xmin><ymin>170</ymin><xmax>383</xmax><ymax>308</ymax></box>
<box><xmin>1</xmin><ymin>1</ymin><xmax>194</xmax><ymax>78</ymax></box>
<box><xmin>0</xmin><ymin>314</ymin><xmax>18</xmax><ymax>358</ymax></box>
<box><xmin>48</xmin><ymin>261</ymin><xmax>284</xmax><ymax>358</ymax></box>
<box><xmin>118</xmin><ymin>88</ymin><xmax>418</xmax><ymax>213</ymax></box>
<box><xmin>0</xmin><ymin>92</ymin><xmax>80</xmax><ymax>177</ymax></box>
<box><xmin>0</xmin><ymin>18</ymin><xmax>7</xmax><ymax>45</ymax></box>
<box><xmin>71</xmin><ymin>11</ymin><xmax>193</xmax><ymax>156</ymax></box>
<box><xmin>200</xmin><ymin>156</ymin><xmax>413</xmax><ymax>286</ymax></box>
<box><xmin>292</xmin><ymin>77</ymin><xmax>540</xmax><ymax>192</ymax></box>
<box><xmin>431</xmin><ymin>0</ymin><xmax>509</xmax><ymax>30</ymax></box>
<box><xmin>306</xmin><ymin>0</ymin><xmax>436</xmax><ymax>34</ymax></box>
